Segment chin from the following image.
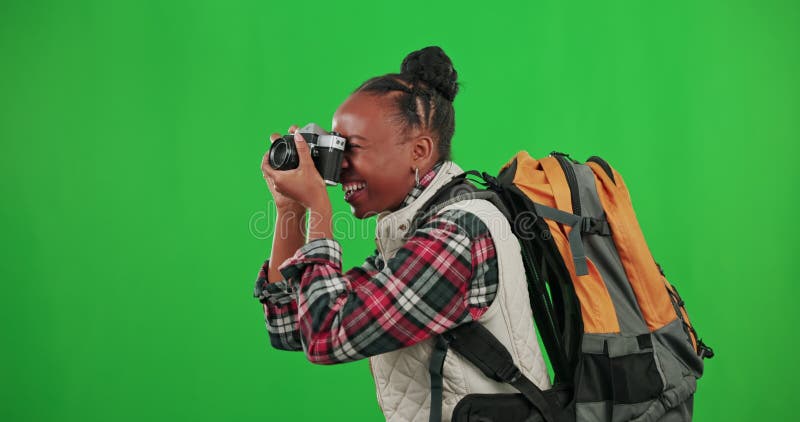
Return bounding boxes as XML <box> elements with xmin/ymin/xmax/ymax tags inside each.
<box><xmin>350</xmin><ymin>205</ymin><xmax>372</xmax><ymax>220</ymax></box>
<box><xmin>350</xmin><ymin>203</ymin><xmax>383</xmax><ymax>220</ymax></box>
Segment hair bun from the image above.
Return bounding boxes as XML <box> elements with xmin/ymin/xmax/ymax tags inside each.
<box><xmin>400</xmin><ymin>46</ymin><xmax>459</xmax><ymax>101</ymax></box>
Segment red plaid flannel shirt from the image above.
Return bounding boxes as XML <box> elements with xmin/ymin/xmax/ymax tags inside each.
<box><xmin>254</xmin><ymin>164</ymin><xmax>499</xmax><ymax>364</ymax></box>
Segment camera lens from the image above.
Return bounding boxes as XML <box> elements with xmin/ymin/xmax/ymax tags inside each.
<box><xmin>268</xmin><ymin>137</ymin><xmax>299</xmax><ymax>170</ymax></box>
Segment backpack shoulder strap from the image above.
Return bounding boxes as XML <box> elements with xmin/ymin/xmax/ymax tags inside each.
<box><xmin>421</xmin><ymin>169</ymin><xmax>576</xmax><ymax>422</ymax></box>
<box><xmin>421</xmin><ymin>167</ymin><xmax>581</xmax><ymax>384</ymax></box>
<box><xmin>406</xmin><ymin>171</ymin><xmax>511</xmax><ymax>240</ymax></box>
<box><xmin>444</xmin><ymin>322</ymin><xmax>564</xmax><ymax>422</ymax></box>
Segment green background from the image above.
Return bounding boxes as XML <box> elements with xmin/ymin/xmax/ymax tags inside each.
<box><xmin>2</xmin><ymin>0</ymin><xmax>797</xmax><ymax>420</ymax></box>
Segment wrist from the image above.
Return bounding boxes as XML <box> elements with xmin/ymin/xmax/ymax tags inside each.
<box><xmin>306</xmin><ymin>190</ymin><xmax>332</xmax><ymax>213</ymax></box>
<box><xmin>306</xmin><ymin>199</ymin><xmax>333</xmax><ymax>242</ymax></box>
<box><xmin>308</xmin><ymin>199</ymin><xmax>331</xmax><ymax>214</ymax></box>
<box><xmin>276</xmin><ymin>203</ymin><xmax>305</xmax><ymax>216</ymax></box>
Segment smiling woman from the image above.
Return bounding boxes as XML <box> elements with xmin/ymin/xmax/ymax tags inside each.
<box><xmin>254</xmin><ymin>46</ymin><xmax>550</xmax><ymax>422</ymax></box>
<box><xmin>334</xmin><ymin>92</ymin><xmax>425</xmax><ymax>218</ymax></box>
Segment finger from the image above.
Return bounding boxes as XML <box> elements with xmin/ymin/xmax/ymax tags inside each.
<box><xmin>293</xmin><ymin>132</ymin><xmax>313</xmax><ymax>167</ymax></box>
<box><xmin>288</xmin><ymin>124</ymin><xmax>299</xmax><ymax>134</ymax></box>
<box><xmin>269</xmin><ymin>132</ymin><xmax>282</xmax><ymax>143</ymax></box>
<box><xmin>269</xmin><ymin>171</ymin><xmax>289</xmax><ymax>193</ymax></box>
<box><xmin>261</xmin><ymin>152</ymin><xmax>277</xmax><ymax>178</ymax></box>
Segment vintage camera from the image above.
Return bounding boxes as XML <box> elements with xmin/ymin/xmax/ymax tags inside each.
<box><xmin>268</xmin><ymin>123</ymin><xmax>346</xmax><ymax>186</ymax></box>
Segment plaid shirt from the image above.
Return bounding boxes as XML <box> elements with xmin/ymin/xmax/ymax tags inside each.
<box><xmin>253</xmin><ymin>164</ymin><xmax>499</xmax><ymax>364</ymax></box>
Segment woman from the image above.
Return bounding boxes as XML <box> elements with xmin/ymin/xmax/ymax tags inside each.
<box><xmin>255</xmin><ymin>46</ymin><xmax>550</xmax><ymax>422</ymax></box>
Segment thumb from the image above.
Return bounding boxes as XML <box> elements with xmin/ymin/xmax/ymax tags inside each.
<box><xmin>294</xmin><ymin>132</ymin><xmax>313</xmax><ymax>165</ymax></box>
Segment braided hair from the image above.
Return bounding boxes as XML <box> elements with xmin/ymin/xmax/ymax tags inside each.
<box><xmin>354</xmin><ymin>46</ymin><xmax>459</xmax><ymax>161</ymax></box>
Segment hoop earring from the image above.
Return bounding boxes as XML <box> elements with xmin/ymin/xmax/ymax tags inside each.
<box><xmin>414</xmin><ymin>167</ymin><xmax>420</xmax><ymax>185</ymax></box>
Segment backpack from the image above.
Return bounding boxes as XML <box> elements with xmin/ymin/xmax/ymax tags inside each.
<box><xmin>414</xmin><ymin>151</ymin><xmax>714</xmax><ymax>422</ymax></box>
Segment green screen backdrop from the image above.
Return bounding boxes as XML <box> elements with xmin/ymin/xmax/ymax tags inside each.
<box><xmin>2</xmin><ymin>0</ymin><xmax>797</xmax><ymax>420</ymax></box>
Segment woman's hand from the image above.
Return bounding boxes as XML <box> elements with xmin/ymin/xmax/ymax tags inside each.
<box><xmin>261</xmin><ymin>126</ymin><xmax>329</xmax><ymax>211</ymax></box>
<box><xmin>262</xmin><ymin>125</ymin><xmax>304</xmax><ymax>212</ymax></box>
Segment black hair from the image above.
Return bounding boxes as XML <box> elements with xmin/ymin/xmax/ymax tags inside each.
<box><xmin>354</xmin><ymin>46</ymin><xmax>459</xmax><ymax>161</ymax></box>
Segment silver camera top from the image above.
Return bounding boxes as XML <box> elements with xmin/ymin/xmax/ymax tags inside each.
<box><xmin>299</xmin><ymin>123</ymin><xmax>346</xmax><ymax>151</ymax></box>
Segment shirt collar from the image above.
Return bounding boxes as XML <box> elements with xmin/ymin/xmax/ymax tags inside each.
<box><xmin>399</xmin><ymin>161</ymin><xmax>445</xmax><ymax>208</ymax></box>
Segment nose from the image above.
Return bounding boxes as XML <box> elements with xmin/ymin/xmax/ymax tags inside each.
<box><xmin>341</xmin><ymin>153</ymin><xmax>351</xmax><ymax>170</ymax></box>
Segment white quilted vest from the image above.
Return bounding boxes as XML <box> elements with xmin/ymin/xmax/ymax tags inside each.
<box><xmin>369</xmin><ymin>161</ymin><xmax>551</xmax><ymax>422</ymax></box>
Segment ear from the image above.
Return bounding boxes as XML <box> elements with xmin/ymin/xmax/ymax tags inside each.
<box><xmin>410</xmin><ymin>135</ymin><xmax>436</xmax><ymax>166</ymax></box>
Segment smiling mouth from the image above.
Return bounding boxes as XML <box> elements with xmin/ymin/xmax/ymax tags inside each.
<box><xmin>342</xmin><ymin>182</ymin><xmax>367</xmax><ymax>202</ymax></box>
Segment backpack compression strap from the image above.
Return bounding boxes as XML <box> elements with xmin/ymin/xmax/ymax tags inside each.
<box><xmin>472</xmin><ymin>174</ymin><xmax>589</xmax><ymax>277</ymax></box>
<box><xmin>528</xmin><ymin>202</ymin><xmax>590</xmax><ymax>276</ymax></box>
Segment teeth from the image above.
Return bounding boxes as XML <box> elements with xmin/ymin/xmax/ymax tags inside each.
<box><xmin>343</xmin><ymin>182</ymin><xmax>366</xmax><ymax>199</ymax></box>
<box><xmin>343</xmin><ymin>182</ymin><xmax>366</xmax><ymax>193</ymax></box>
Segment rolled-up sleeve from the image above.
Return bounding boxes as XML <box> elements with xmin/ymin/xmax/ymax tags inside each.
<box><xmin>253</xmin><ymin>260</ymin><xmax>302</xmax><ymax>351</ymax></box>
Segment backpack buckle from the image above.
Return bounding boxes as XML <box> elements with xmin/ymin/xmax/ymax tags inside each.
<box><xmin>496</xmin><ymin>363</ymin><xmax>523</xmax><ymax>384</ymax></box>
<box><xmin>698</xmin><ymin>339</ymin><xmax>715</xmax><ymax>359</ymax></box>
<box><xmin>480</xmin><ymin>172</ymin><xmax>503</xmax><ymax>191</ymax></box>
<box><xmin>581</xmin><ymin>217</ymin><xmax>611</xmax><ymax>236</ymax></box>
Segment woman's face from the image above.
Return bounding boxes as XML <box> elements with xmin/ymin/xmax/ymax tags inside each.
<box><xmin>332</xmin><ymin>92</ymin><xmax>418</xmax><ymax>219</ymax></box>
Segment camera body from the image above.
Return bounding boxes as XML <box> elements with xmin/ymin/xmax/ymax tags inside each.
<box><xmin>268</xmin><ymin>123</ymin><xmax>346</xmax><ymax>186</ymax></box>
